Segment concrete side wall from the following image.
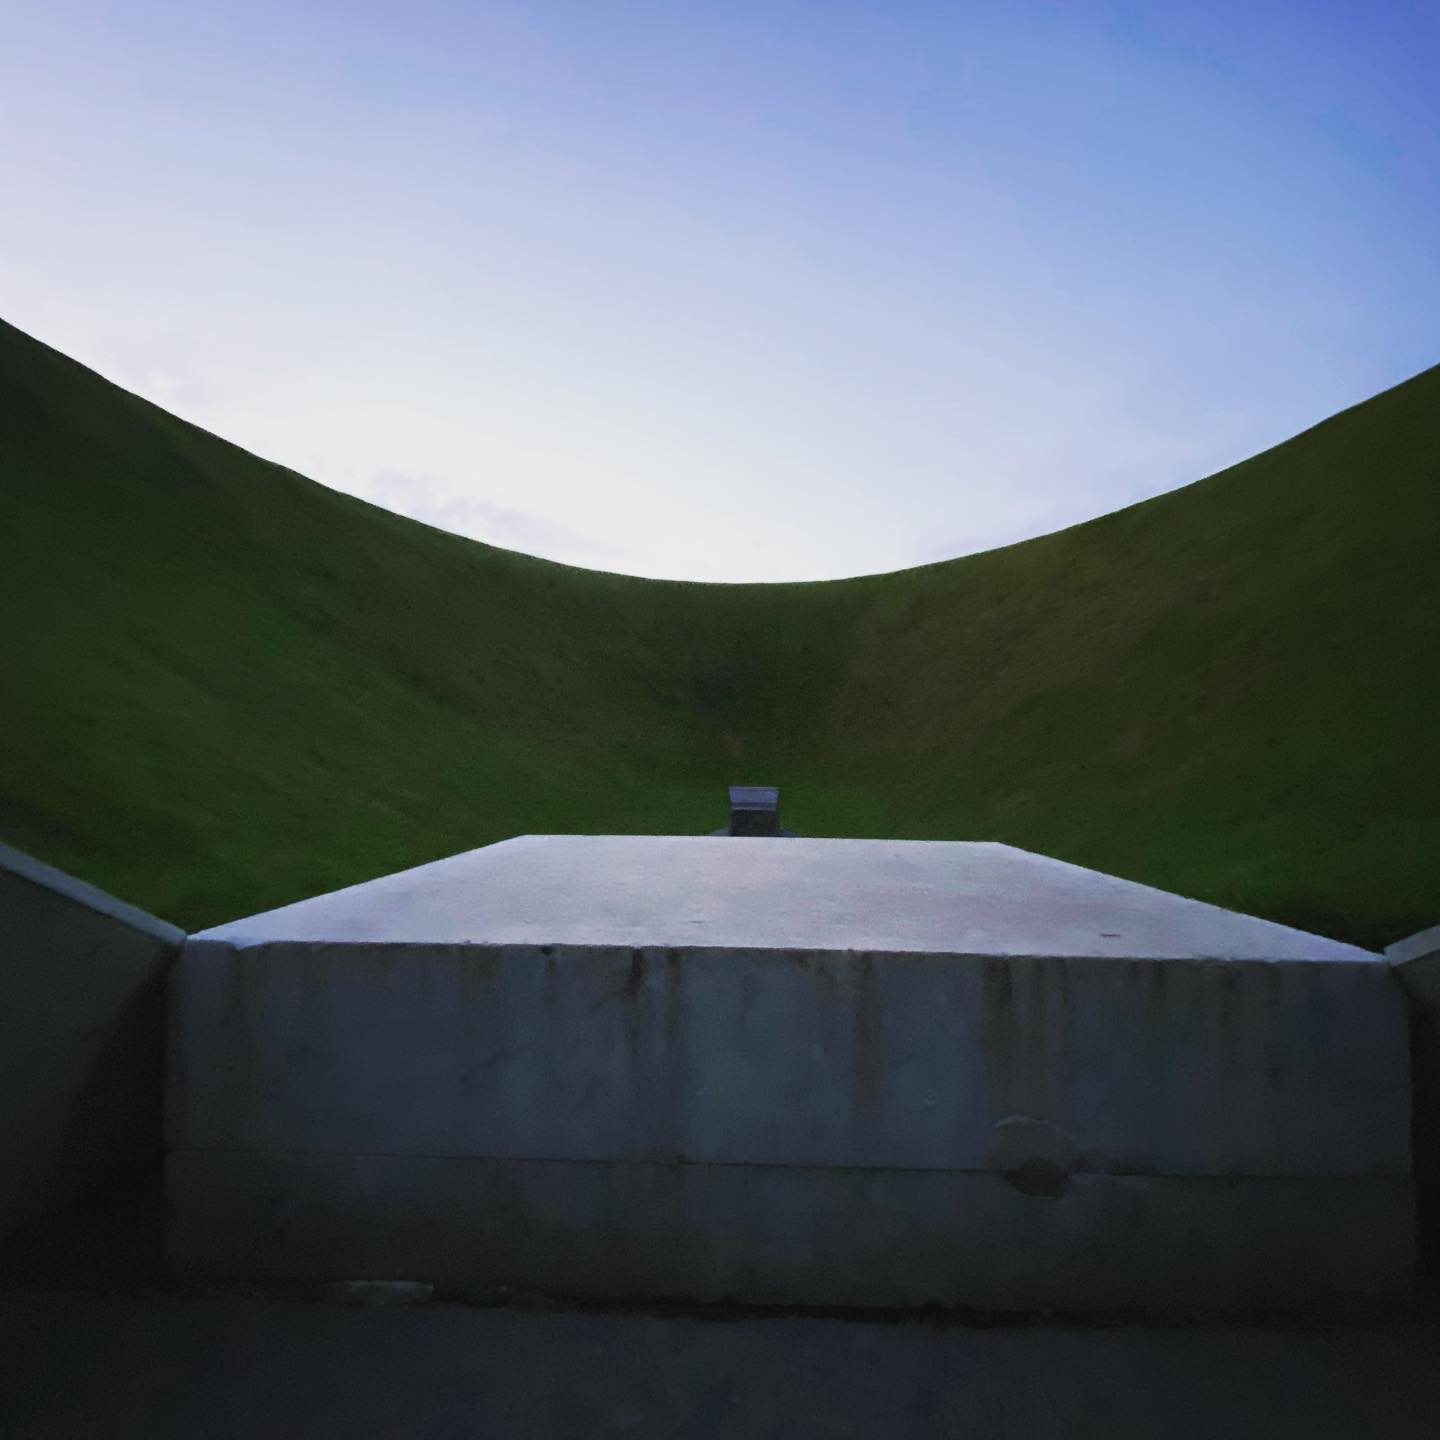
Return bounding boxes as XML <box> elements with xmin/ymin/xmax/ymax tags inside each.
<box><xmin>0</xmin><ymin>843</ymin><xmax>182</xmax><ymax>1241</ymax></box>
<box><xmin>170</xmin><ymin>941</ymin><xmax>1411</xmax><ymax>1178</ymax></box>
<box><xmin>1389</xmin><ymin>933</ymin><xmax>1440</xmax><ymax>1290</ymax></box>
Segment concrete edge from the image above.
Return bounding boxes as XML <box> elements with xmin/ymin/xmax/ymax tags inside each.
<box><xmin>186</xmin><ymin>838</ymin><xmax>535</xmax><ymax>940</ymax></box>
<box><xmin>978</xmin><ymin>842</ymin><xmax>1382</xmax><ymax>961</ymax></box>
<box><xmin>0</xmin><ymin>841</ymin><xmax>185</xmax><ymax>946</ymax></box>
<box><xmin>1385</xmin><ymin>924</ymin><xmax>1440</xmax><ymax>1009</ymax></box>
<box><xmin>176</xmin><ymin>934</ymin><xmax>1395</xmax><ymax>967</ymax></box>
<box><xmin>1387</xmin><ymin>924</ymin><xmax>1440</xmax><ymax>968</ymax></box>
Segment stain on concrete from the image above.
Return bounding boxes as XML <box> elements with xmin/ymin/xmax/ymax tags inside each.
<box><xmin>979</xmin><ymin>957</ymin><xmax>1019</xmax><ymax>1109</ymax></box>
<box><xmin>658</xmin><ymin>949</ymin><xmax>690</xmax><ymax>1160</ymax></box>
<box><xmin>1002</xmin><ymin>1156</ymin><xmax>1070</xmax><ymax>1198</ymax></box>
<box><xmin>992</xmin><ymin>1114</ymin><xmax>1084</xmax><ymax>1197</ymax></box>
<box><xmin>850</xmin><ymin>952</ymin><xmax>884</xmax><ymax>1156</ymax></box>
<box><xmin>624</xmin><ymin>950</ymin><xmax>645</xmax><ymax>1001</ymax></box>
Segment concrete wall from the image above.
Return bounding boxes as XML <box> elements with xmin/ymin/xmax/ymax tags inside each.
<box><xmin>169</xmin><ymin>936</ymin><xmax>1415</xmax><ymax>1316</ymax></box>
<box><xmin>1388</xmin><ymin>925</ymin><xmax>1440</xmax><ymax>1292</ymax></box>
<box><xmin>0</xmin><ymin>843</ymin><xmax>182</xmax><ymax>1242</ymax></box>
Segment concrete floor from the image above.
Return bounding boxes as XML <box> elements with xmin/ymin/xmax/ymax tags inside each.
<box><xmin>3</xmin><ymin>1287</ymin><xmax>1439</xmax><ymax>1439</ymax></box>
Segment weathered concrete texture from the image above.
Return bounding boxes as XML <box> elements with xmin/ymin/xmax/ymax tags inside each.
<box><xmin>0</xmin><ymin>843</ymin><xmax>183</xmax><ymax>1241</ymax></box>
<box><xmin>169</xmin><ymin>837</ymin><xmax>1411</xmax><ymax>1314</ymax></box>
<box><xmin>166</xmin><ymin>1153</ymin><xmax>1413</xmax><ymax>1315</ymax></box>
<box><xmin>171</xmin><ymin>942</ymin><xmax>1407</xmax><ymax>1178</ymax></box>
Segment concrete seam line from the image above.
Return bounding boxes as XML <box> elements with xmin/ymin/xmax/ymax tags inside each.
<box><xmin>164</xmin><ymin>1148</ymin><xmax>1413</xmax><ymax>1183</ymax></box>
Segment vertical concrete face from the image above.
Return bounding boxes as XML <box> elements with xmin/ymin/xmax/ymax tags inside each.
<box><xmin>167</xmin><ymin>837</ymin><xmax>1414</xmax><ymax>1316</ymax></box>
<box><xmin>1387</xmin><ymin>926</ymin><xmax>1440</xmax><ymax>1292</ymax></box>
<box><xmin>0</xmin><ymin>843</ymin><xmax>183</xmax><ymax>1241</ymax></box>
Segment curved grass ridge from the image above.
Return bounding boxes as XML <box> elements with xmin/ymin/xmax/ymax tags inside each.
<box><xmin>2</xmin><ymin>316</ymin><xmax>1437</xmax><ymax>945</ymax></box>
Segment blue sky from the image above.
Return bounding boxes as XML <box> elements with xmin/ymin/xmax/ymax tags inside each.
<box><xmin>3</xmin><ymin>1</ymin><xmax>1437</xmax><ymax>580</ymax></box>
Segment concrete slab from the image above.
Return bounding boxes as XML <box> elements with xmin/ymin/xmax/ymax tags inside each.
<box><xmin>168</xmin><ymin>837</ymin><xmax>1413</xmax><ymax>1315</ymax></box>
<box><xmin>196</xmin><ymin>835</ymin><xmax>1380</xmax><ymax>960</ymax></box>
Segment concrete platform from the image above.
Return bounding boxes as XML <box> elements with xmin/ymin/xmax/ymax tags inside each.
<box><xmin>167</xmin><ymin>837</ymin><xmax>1413</xmax><ymax>1315</ymax></box>
<box><xmin>180</xmin><ymin>834</ymin><xmax>1387</xmax><ymax>959</ymax></box>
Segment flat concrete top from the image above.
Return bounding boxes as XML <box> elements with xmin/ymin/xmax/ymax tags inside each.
<box><xmin>196</xmin><ymin>837</ymin><xmax>1376</xmax><ymax>961</ymax></box>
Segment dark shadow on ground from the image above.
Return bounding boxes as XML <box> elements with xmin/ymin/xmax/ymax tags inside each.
<box><xmin>3</xmin><ymin>1284</ymin><xmax>1439</xmax><ymax>1440</ymax></box>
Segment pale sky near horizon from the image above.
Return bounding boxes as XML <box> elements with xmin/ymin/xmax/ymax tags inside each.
<box><xmin>3</xmin><ymin>1</ymin><xmax>1437</xmax><ymax>581</ymax></box>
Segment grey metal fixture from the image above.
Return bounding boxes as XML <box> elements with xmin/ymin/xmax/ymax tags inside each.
<box><xmin>728</xmin><ymin>785</ymin><xmax>780</xmax><ymax>836</ymax></box>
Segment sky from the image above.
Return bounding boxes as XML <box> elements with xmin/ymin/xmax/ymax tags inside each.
<box><xmin>2</xmin><ymin>1</ymin><xmax>1437</xmax><ymax>581</ymax></box>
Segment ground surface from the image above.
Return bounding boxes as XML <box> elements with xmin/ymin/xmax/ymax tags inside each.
<box><xmin>3</xmin><ymin>316</ymin><xmax>1439</xmax><ymax>946</ymax></box>
<box><xmin>3</xmin><ymin>1287</ymin><xmax>1439</xmax><ymax>1440</ymax></box>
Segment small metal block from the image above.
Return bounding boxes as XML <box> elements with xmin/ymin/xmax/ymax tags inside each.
<box><xmin>729</xmin><ymin>785</ymin><xmax>780</xmax><ymax>837</ymax></box>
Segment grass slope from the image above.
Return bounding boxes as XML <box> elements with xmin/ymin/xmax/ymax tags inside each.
<box><xmin>2</xmin><ymin>317</ymin><xmax>1437</xmax><ymax>946</ymax></box>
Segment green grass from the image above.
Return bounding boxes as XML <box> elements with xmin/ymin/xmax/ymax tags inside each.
<box><xmin>2</xmin><ymin>315</ymin><xmax>1438</xmax><ymax>946</ymax></box>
